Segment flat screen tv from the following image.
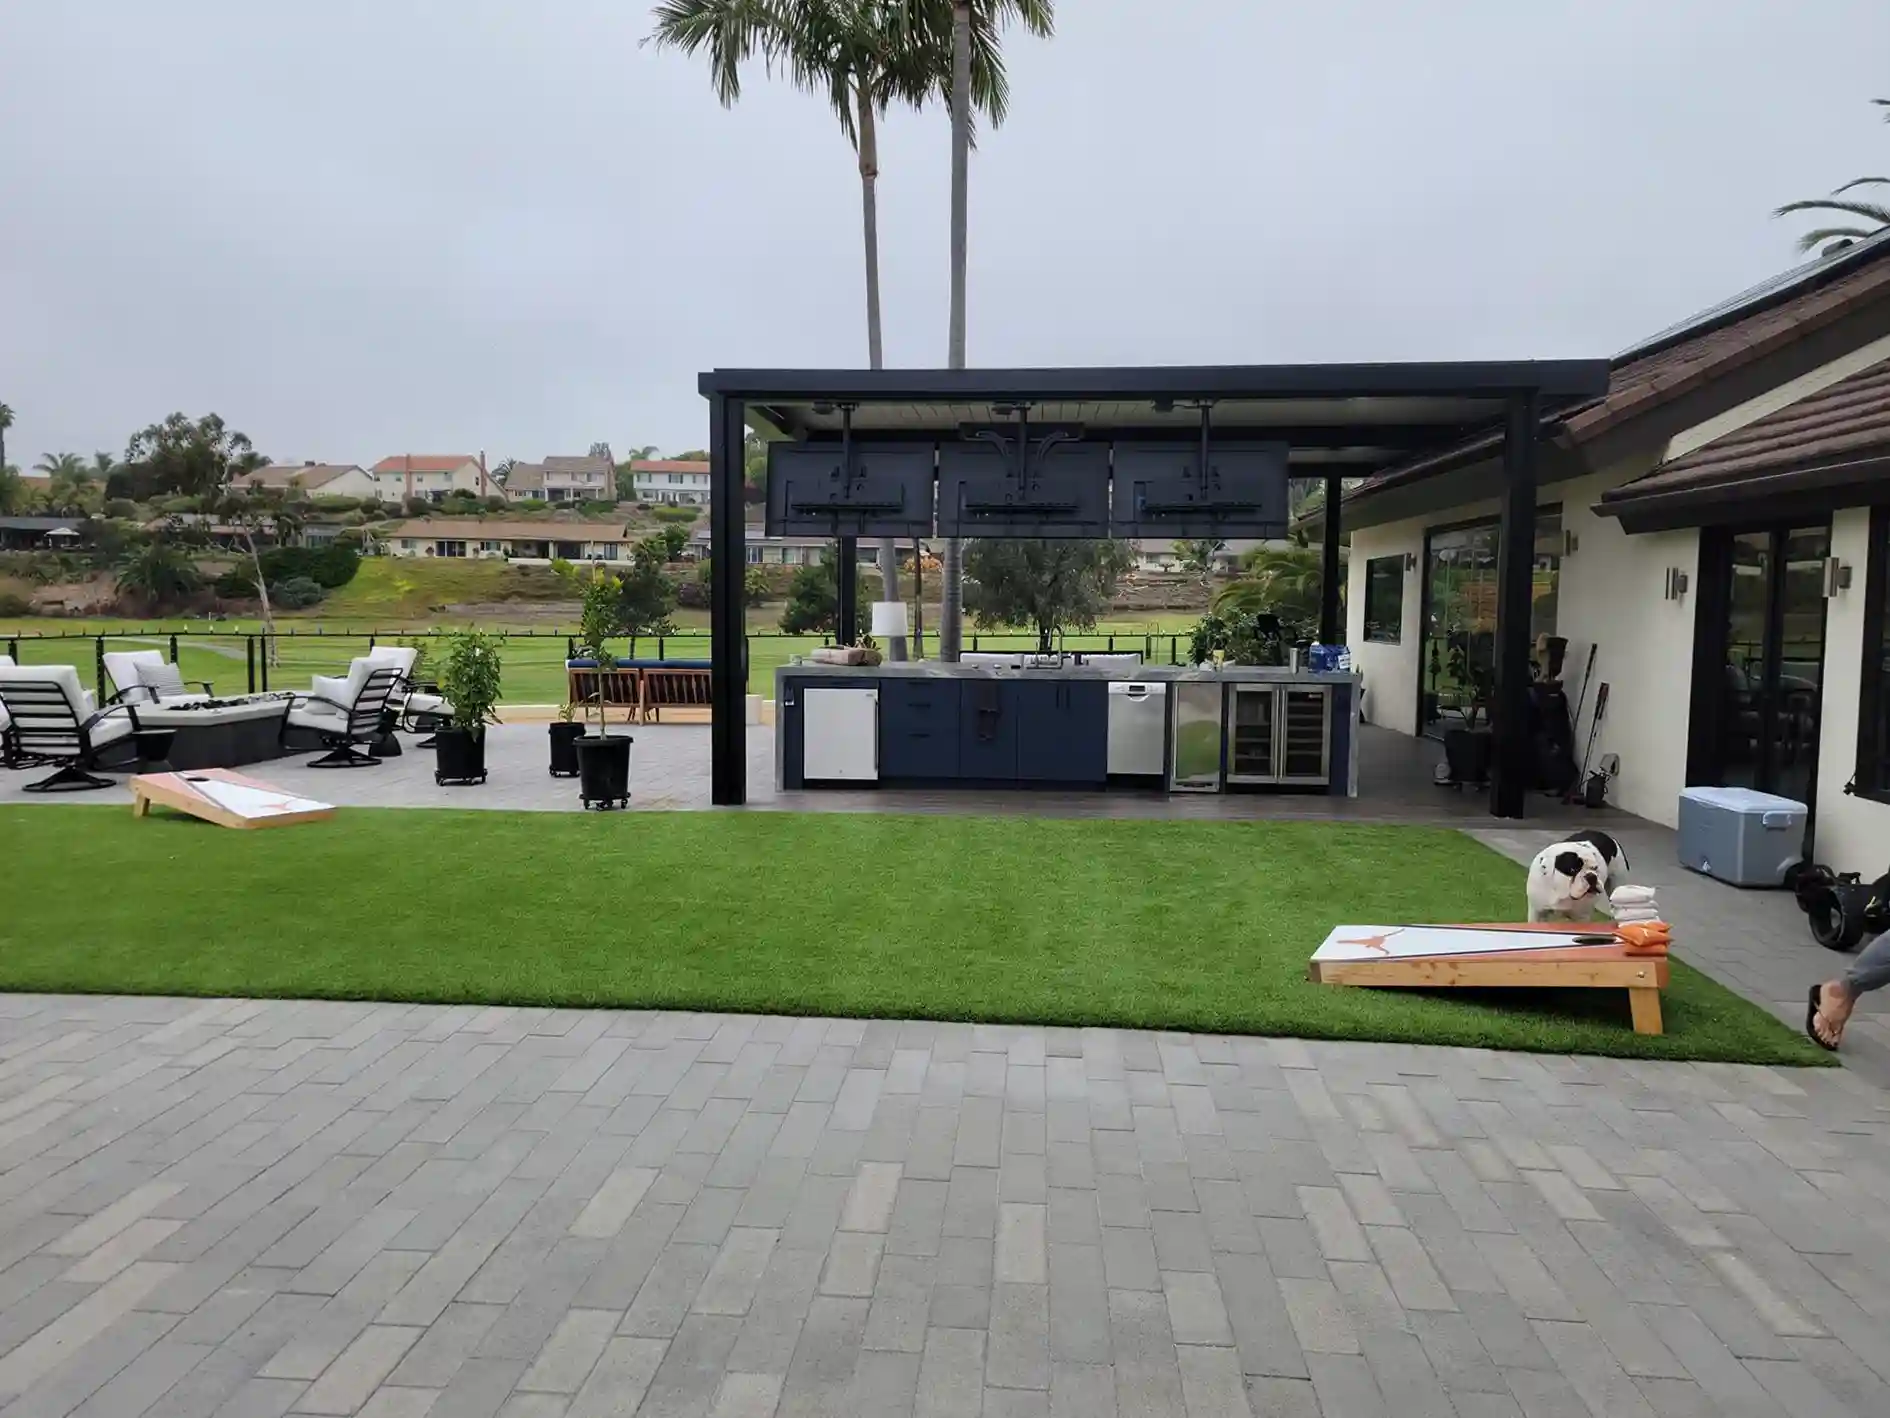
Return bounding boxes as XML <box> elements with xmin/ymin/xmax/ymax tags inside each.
<box><xmin>936</xmin><ymin>438</ymin><xmax>1111</xmax><ymax>539</ymax></box>
<box><xmin>765</xmin><ymin>442</ymin><xmax>936</xmax><ymax>538</ymax></box>
<box><xmin>1110</xmin><ymin>440</ymin><xmax>1291</xmax><ymax>538</ymax></box>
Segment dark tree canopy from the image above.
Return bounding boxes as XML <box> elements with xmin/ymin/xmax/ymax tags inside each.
<box><xmin>963</xmin><ymin>539</ymin><xmax>1133</xmax><ymax>649</ymax></box>
<box><xmin>120</xmin><ymin>413</ymin><xmax>262</xmax><ymax>501</ymax></box>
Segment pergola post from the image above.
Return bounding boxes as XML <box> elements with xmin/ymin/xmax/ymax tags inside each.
<box><xmin>837</xmin><ymin>538</ymin><xmax>859</xmax><ymax>646</ymax></box>
<box><xmin>709</xmin><ymin>394</ymin><xmax>748</xmax><ymax>806</ymax></box>
<box><xmin>1319</xmin><ymin>472</ymin><xmax>1344</xmax><ymax>645</ymax></box>
<box><xmin>1489</xmin><ymin>390</ymin><xmax>1540</xmax><ymax>820</ymax></box>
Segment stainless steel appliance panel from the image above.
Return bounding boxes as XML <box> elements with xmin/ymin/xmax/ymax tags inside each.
<box><xmin>1106</xmin><ymin>682</ymin><xmax>1168</xmax><ymax>776</ymax></box>
<box><xmin>1169</xmin><ymin>681</ymin><xmax>1224</xmax><ymax>791</ymax></box>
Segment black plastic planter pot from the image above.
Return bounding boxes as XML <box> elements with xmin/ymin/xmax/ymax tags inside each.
<box><xmin>548</xmin><ymin>722</ymin><xmax>584</xmax><ymax>777</ymax></box>
<box><xmin>575</xmin><ymin>733</ymin><xmax>632</xmax><ymax>810</ymax></box>
<box><xmin>434</xmin><ymin>726</ymin><xmax>488</xmax><ymax>786</ymax></box>
<box><xmin>1442</xmin><ymin>727</ymin><xmax>1492</xmax><ymax>788</ymax></box>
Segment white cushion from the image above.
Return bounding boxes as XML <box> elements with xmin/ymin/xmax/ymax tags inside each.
<box><xmin>310</xmin><ymin>673</ymin><xmax>353</xmax><ymax>705</ymax></box>
<box><xmin>288</xmin><ymin>703</ymin><xmax>347</xmax><ymax>732</ymax></box>
<box><xmin>0</xmin><ymin>654</ymin><xmax>9</xmax><ymax>731</ymax></box>
<box><xmin>90</xmin><ymin>713</ymin><xmax>134</xmax><ymax>750</ymax></box>
<box><xmin>405</xmin><ymin>691</ymin><xmax>452</xmax><ymax>717</ymax></box>
<box><xmin>103</xmin><ymin>650</ymin><xmax>166</xmax><ymax>699</ymax></box>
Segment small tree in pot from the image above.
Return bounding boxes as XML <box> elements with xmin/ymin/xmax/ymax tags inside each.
<box><xmin>433</xmin><ymin>629</ymin><xmax>503</xmax><ymax>786</ymax></box>
<box><xmin>574</xmin><ymin>571</ymin><xmax>632</xmax><ymax>808</ymax></box>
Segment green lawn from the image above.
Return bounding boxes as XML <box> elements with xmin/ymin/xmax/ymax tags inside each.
<box><xmin>3</xmin><ymin>618</ymin><xmax>1198</xmax><ymax>706</ymax></box>
<box><xmin>0</xmin><ymin>807</ymin><xmax>1823</xmax><ymax>1064</ymax></box>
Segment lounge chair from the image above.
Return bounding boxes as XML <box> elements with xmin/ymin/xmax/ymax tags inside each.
<box><xmin>284</xmin><ymin>664</ymin><xmax>404</xmax><ymax>768</ymax></box>
<box><xmin>103</xmin><ymin>649</ymin><xmax>215</xmax><ymax>705</ymax></box>
<box><xmin>0</xmin><ymin>663</ymin><xmax>141</xmax><ymax>791</ymax></box>
<box><xmin>0</xmin><ymin>655</ymin><xmax>13</xmax><ymax>766</ymax></box>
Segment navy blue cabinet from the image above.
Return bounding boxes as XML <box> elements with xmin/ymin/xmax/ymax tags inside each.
<box><xmin>958</xmin><ymin>682</ymin><xmax>1018</xmax><ymax>780</ymax></box>
<box><xmin>879</xmin><ymin>679</ymin><xmax>961</xmax><ymax>779</ymax></box>
<box><xmin>1015</xmin><ymin>680</ymin><xmax>1108</xmax><ymax>784</ymax></box>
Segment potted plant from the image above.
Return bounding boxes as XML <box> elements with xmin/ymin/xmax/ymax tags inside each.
<box><xmin>574</xmin><ymin>572</ymin><xmax>632</xmax><ymax>809</ymax></box>
<box><xmin>548</xmin><ymin>701</ymin><xmax>583</xmax><ymax>778</ymax></box>
<box><xmin>433</xmin><ymin>628</ymin><xmax>503</xmax><ymax>786</ymax></box>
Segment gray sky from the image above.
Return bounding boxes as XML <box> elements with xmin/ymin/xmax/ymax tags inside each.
<box><xmin>3</xmin><ymin>0</ymin><xmax>1886</xmax><ymax>470</ymax></box>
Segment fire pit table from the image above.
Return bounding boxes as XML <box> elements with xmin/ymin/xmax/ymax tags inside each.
<box><xmin>134</xmin><ymin>694</ymin><xmax>295</xmax><ymax>770</ymax></box>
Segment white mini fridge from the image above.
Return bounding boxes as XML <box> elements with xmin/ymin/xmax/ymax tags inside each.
<box><xmin>802</xmin><ymin>687</ymin><xmax>879</xmax><ymax>782</ymax></box>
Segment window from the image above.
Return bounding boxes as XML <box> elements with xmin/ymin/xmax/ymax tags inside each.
<box><xmin>400</xmin><ymin>539</ymin><xmax>415</xmax><ymax>551</ymax></box>
<box><xmin>598</xmin><ymin>544</ymin><xmax>618</xmax><ymax>561</ymax></box>
<box><xmin>746</xmin><ymin>547</ymin><xmax>763</xmax><ymax>564</ymax></box>
<box><xmin>1363</xmin><ymin>556</ymin><xmax>1405</xmax><ymax>643</ymax></box>
<box><xmin>479</xmin><ymin>540</ymin><xmax>500</xmax><ymax>553</ymax></box>
<box><xmin>434</xmin><ymin>540</ymin><xmax>466</xmax><ymax>557</ymax></box>
<box><xmin>1859</xmin><ymin>506</ymin><xmax>1890</xmax><ymax>800</ymax></box>
<box><xmin>669</xmin><ymin>473</ymin><xmax>684</xmax><ymax>484</ymax></box>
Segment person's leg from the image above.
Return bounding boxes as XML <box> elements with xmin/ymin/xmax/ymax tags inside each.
<box><xmin>1813</xmin><ymin>931</ymin><xmax>1890</xmax><ymax>1047</ymax></box>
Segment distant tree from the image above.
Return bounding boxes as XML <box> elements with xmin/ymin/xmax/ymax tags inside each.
<box><xmin>615</xmin><ymin>443</ymin><xmax>660</xmax><ymax>501</ymax></box>
<box><xmin>963</xmin><ymin>538</ymin><xmax>1131</xmax><ymax>651</ymax></box>
<box><xmin>589</xmin><ymin>441</ymin><xmax>614</xmax><ymax>460</ymax></box>
<box><xmin>123</xmin><ymin>413</ymin><xmax>260</xmax><ymax>500</ymax></box>
<box><xmin>35</xmin><ymin>453</ymin><xmax>100</xmax><ymax>516</ymax></box>
<box><xmin>1776</xmin><ymin>97</ymin><xmax>1890</xmax><ymax>255</ymax></box>
<box><xmin>1213</xmin><ymin>544</ymin><xmax>1331</xmax><ymax>638</ymax></box>
<box><xmin>1174</xmin><ymin>537</ymin><xmax>1225</xmax><ymax>586</ymax></box>
<box><xmin>744</xmin><ymin>431</ymin><xmax>768</xmax><ymax>486</ymax></box>
<box><xmin>672</xmin><ymin>448</ymin><xmax>709</xmax><ymax>462</ymax></box>
<box><xmin>212</xmin><ymin>485</ymin><xmax>300</xmax><ymax>658</ymax></box>
<box><xmin>492</xmin><ymin>457</ymin><xmax>518</xmax><ymax>486</ymax></box>
<box><xmin>616</xmin><ymin>535</ymin><xmax>679</xmax><ymax>636</ymax></box>
<box><xmin>779</xmin><ymin>555</ymin><xmax>872</xmax><ymax>635</ymax></box>
<box><xmin>115</xmin><ymin>539</ymin><xmax>202</xmax><ymax>609</ymax></box>
<box><xmin>0</xmin><ymin>403</ymin><xmax>12</xmax><ymax>474</ymax></box>
<box><xmin>0</xmin><ymin>463</ymin><xmax>24</xmax><ymax>515</ymax></box>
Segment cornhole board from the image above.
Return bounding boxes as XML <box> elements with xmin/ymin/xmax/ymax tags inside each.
<box><xmin>1309</xmin><ymin>923</ymin><xmax>1669</xmax><ymax>1035</ymax></box>
<box><xmin>130</xmin><ymin>768</ymin><xmax>336</xmax><ymax>830</ymax></box>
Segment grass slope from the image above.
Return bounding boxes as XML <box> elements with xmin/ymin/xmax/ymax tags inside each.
<box><xmin>0</xmin><ymin>807</ymin><xmax>1822</xmax><ymax>1064</ymax></box>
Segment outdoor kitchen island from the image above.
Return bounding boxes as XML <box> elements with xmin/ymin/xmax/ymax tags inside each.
<box><xmin>775</xmin><ymin>662</ymin><xmax>1360</xmax><ymax>795</ymax></box>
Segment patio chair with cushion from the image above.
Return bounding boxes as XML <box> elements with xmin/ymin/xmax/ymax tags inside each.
<box><xmin>284</xmin><ymin>664</ymin><xmax>404</xmax><ymax>768</ymax></box>
<box><xmin>0</xmin><ymin>655</ymin><xmax>13</xmax><ymax>766</ymax></box>
<box><xmin>103</xmin><ymin>650</ymin><xmax>215</xmax><ymax>705</ymax></box>
<box><xmin>0</xmin><ymin>663</ymin><xmax>141</xmax><ymax>791</ymax></box>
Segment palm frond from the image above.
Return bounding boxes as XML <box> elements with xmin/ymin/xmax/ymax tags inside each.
<box><xmin>1775</xmin><ymin>197</ymin><xmax>1890</xmax><ymax>227</ymax></box>
<box><xmin>645</xmin><ymin>0</ymin><xmax>794</xmax><ymax>107</ymax></box>
<box><xmin>1831</xmin><ymin>176</ymin><xmax>1890</xmax><ymax>196</ymax></box>
<box><xmin>1791</xmin><ymin>224</ymin><xmax>1878</xmax><ymax>254</ymax></box>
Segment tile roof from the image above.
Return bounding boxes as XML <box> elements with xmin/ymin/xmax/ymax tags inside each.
<box><xmin>541</xmin><ymin>455</ymin><xmax>613</xmax><ymax>475</ymax></box>
<box><xmin>1602</xmin><ymin>355</ymin><xmax>1890</xmax><ymax>505</ymax></box>
<box><xmin>1340</xmin><ymin>230</ymin><xmax>1890</xmax><ymax>511</ymax></box>
<box><xmin>370</xmin><ymin>455</ymin><xmax>480</xmax><ymax>474</ymax></box>
<box><xmin>631</xmin><ymin>459</ymin><xmax>710</xmax><ymax>474</ymax></box>
<box><xmin>239</xmin><ymin>463</ymin><xmax>364</xmax><ymax>490</ymax></box>
<box><xmin>502</xmin><ymin>462</ymin><xmax>547</xmax><ymax>491</ymax></box>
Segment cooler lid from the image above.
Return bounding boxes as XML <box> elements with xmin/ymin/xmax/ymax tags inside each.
<box><xmin>1679</xmin><ymin>786</ymin><xmax>1807</xmax><ymax>813</ymax></box>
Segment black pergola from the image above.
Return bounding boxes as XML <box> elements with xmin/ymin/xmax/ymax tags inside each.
<box><xmin>699</xmin><ymin>361</ymin><xmax>1611</xmax><ymax>812</ymax></box>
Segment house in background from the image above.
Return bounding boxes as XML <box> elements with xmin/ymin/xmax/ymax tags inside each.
<box><xmin>386</xmin><ymin>518</ymin><xmax>634</xmax><ymax>563</ymax></box>
<box><xmin>1327</xmin><ymin>228</ymin><xmax>1890</xmax><ymax>877</ymax></box>
<box><xmin>505</xmin><ymin>454</ymin><xmax>614</xmax><ymax>504</ymax></box>
<box><xmin>0</xmin><ymin>515</ymin><xmax>86</xmax><ymax>550</ymax></box>
<box><xmin>1128</xmin><ymin>538</ymin><xmax>1269</xmax><ymax>574</ymax></box>
<box><xmin>687</xmin><ymin>525</ymin><xmax>832</xmax><ymax>566</ymax></box>
<box><xmin>631</xmin><ymin>458</ymin><xmax>710</xmax><ymax>505</ymax></box>
<box><xmin>237</xmin><ymin>462</ymin><xmax>381</xmax><ymax>500</ymax></box>
<box><xmin>369</xmin><ymin>454</ymin><xmax>499</xmax><ymax>503</ymax></box>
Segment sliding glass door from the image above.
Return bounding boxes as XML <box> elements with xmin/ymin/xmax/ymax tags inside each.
<box><xmin>1418</xmin><ymin>511</ymin><xmax>1562</xmax><ymax>738</ymax></box>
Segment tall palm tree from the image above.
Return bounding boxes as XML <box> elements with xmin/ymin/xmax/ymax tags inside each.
<box><xmin>1776</xmin><ymin>98</ymin><xmax>1890</xmax><ymax>255</ymax></box>
<box><xmin>0</xmin><ymin>403</ymin><xmax>13</xmax><ymax>477</ymax></box>
<box><xmin>649</xmin><ymin>1</ymin><xmax>938</xmax><ymax>650</ymax></box>
<box><xmin>937</xmin><ymin>0</ymin><xmax>1053</xmax><ymax>660</ymax></box>
<box><xmin>34</xmin><ymin>452</ymin><xmax>99</xmax><ymax>516</ymax></box>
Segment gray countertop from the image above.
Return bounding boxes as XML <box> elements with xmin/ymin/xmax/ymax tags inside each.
<box><xmin>774</xmin><ymin>661</ymin><xmax>1358</xmax><ymax>685</ymax></box>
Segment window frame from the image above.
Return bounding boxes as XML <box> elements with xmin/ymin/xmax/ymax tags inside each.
<box><xmin>1856</xmin><ymin>504</ymin><xmax>1890</xmax><ymax>804</ymax></box>
<box><xmin>1361</xmin><ymin>554</ymin><xmax>1406</xmax><ymax>644</ymax></box>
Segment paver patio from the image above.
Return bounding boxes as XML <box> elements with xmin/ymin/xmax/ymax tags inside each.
<box><xmin>1</xmin><ymin>994</ymin><xmax>1888</xmax><ymax>1418</ymax></box>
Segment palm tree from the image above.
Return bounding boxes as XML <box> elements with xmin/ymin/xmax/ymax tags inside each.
<box><xmin>1214</xmin><ymin>544</ymin><xmax>1332</xmax><ymax>634</ymax></box>
<box><xmin>0</xmin><ymin>403</ymin><xmax>12</xmax><ymax>477</ymax></box>
<box><xmin>649</xmin><ymin>1</ymin><xmax>940</xmax><ymax>649</ymax></box>
<box><xmin>937</xmin><ymin>0</ymin><xmax>1053</xmax><ymax>660</ymax></box>
<box><xmin>35</xmin><ymin>452</ymin><xmax>98</xmax><ymax>517</ymax></box>
<box><xmin>1776</xmin><ymin>98</ymin><xmax>1890</xmax><ymax>255</ymax></box>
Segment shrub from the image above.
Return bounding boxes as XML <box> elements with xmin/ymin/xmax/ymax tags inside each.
<box><xmin>404</xmin><ymin>496</ymin><xmax>433</xmax><ymax>518</ymax></box>
<box><xmin>104</xmin><ymin>498</ymin><xmax>140</xmax><ymax>519</ymax></box>
<box><xmin>269</xmin><ymin>576</ymin><xmax>326</xmax><ymax>609</ymax></box>
<box><xmin>651</xmin><ymin>504</ymin><xmax>701</xmax><ymax>525</ymax></box>
<box><xmin>253</xmin><ymin>543</ymin><xmax>359</xmax><ymax>589</ymax></box>
<box><xmin>214</xmin><ymin>567</ymin><xmax>258</xmax><ymax>598</ymax></box>
<box><xmin>0</xmin><ymin>590</ymin><xmax>32</xmax><ymax>616</ymax></box>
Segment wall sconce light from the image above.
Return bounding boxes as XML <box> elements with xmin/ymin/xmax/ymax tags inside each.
<box><xmin>1564</xmin><ymin>530</ymin><xmax>1580</xmax><ymax>556</ymax></box>
<box><xmin>1824</xmin><ymin>558</ymin><xmax>1853</xmax><ymax>597</ymax></box>
<box><xmin>1404</xmin><ymin>553</ymin><xmax>1418</xmax><ymax>572</ymax></box>
<box><xmin>1663</xmin><ymin>567</ymin><xmax>1689</xmax><ymax>601</ymax></box>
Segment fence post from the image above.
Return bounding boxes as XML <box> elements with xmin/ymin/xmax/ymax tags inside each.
<box><xmin>169</xmin><ymin>633</ymin><xmax>178</xmax><ymax>664</ymax></box>
<box><xmin>5</xmin><ymin>637</ymin><xmax>15</xmax><ymax>662</ymax></box>
<box><xmin>1108</xmin><ymin>634</ymin><xmax>1115</xmax><ymax>652</ymax></box>
<box><xmin>247</xmin><ymin>636</ymin><xmax>256</xmax><ymax>694</ymax></box>
<box><xmin>658</xmin><ymin>635</ymin><xmax>665</xmax><ymax>660</ymax></box>
<box><xmin>95</xmin><ymin>637</ymin><xmax>106</xmax><ymax>698</ymax></box>
<box><xmin>261</xmin><ymin>638</ymin><xmax>270</xmax><ymax>692</ymax></box>
<box><xmin>368</xmin><ymin>635</ymin><xmax>376</xmax><ymax>651</ymax></box>
<box><xmin>1170</xmin><ymin>635</ymin><xmax>1179</xmax><ymax>665</ymax></box>
<box><xmin>566</xmin><ymin>636</ymin><xmax>576</xmax><ymax>659</ymax></box>
<box><xmin>972</xmin><ymin>634</ymin><xmax>980</xmax><ymax>652</ymax></box>
<box><xmin>1144</xmin><ymin>634</ymin><xmax>1152</xmax><ymax>662</ymax></box>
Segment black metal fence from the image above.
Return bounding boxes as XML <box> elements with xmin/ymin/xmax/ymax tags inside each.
<box><xmin>3</xmin><ymin>626</ymin><xmax>1189</xmax><ymax>700</ymax></box>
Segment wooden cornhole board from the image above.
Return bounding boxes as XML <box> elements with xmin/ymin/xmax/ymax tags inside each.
<box><xmin>1309</xmin><ymin>922</ymin><xmax>1670</xmax><ymax>1035</ymax></box>
<box><xmin>130</xmin><ymin>768</ymin><xmax>336</xmax><ymax>830</ymax></box>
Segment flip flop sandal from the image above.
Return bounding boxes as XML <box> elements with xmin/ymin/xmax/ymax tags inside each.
<box><xmin>1807</xmin><ymin>983</ymin><xmax>1841</xmax><ymax>1052</ymax></box>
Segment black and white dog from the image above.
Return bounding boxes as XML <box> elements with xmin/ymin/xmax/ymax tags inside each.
<box><xmin>1526</xmin><ymin>829</ymin><xmax>1631</xmax><ymax>922</ymax></box>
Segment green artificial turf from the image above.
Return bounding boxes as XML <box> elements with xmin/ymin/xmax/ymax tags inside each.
<box><xmin>0</xmin><ymin>806</ymin><xmax>1825</xmax><ymax>1064</ymax></box>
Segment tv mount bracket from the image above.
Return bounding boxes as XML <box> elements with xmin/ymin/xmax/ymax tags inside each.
<box><xmin>960</xmin><ymin>403</ymin><xmax>1084</xmax><ymax>514</ymax></box>
<box><xmin>1138</xmin><ymin>400</ymin><xmax>1268</xmax><ymax>519</ymax></box>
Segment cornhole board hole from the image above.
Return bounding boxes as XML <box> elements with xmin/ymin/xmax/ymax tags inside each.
<box><xmin>130</xmin><ymin>769</ymin><xmax>336</xmax><ymax>830</ymax></box>
<box><xmin>1309</xmin><ymin>923</ymin><xmax>1669</xmax><ymax>1035</ymax></box>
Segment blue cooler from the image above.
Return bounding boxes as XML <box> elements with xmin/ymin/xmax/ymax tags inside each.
<box><xmin>1676</xmin><ymin>786</ymin><xmax>1807</xmax><ymax>887</ymax></box>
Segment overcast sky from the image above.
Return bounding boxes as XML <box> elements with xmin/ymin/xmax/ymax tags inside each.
<box><xmin>3</xmin><ymin>0</ymin><xmax>1886</xmax><ymax>470</ymax></box>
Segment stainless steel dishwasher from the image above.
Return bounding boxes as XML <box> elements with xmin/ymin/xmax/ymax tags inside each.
<box><xmin>1105</xmin><ymin>682</ymin><xmax>1168</xmax><ymax>777</ymax></box>
<box><xmin>1169</xmin><ymin>680</ymin><xmax>1225</xmax><ymax>791</ymax></box>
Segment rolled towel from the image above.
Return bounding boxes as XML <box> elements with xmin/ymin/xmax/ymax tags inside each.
<box><xmin>1611</xmin><ymin>904</ymin><xmax>1662</xmax><ymax>918</ymax></box>
<box><xmin>1611</xmin><ymin>885</ymin><xmax>1658</xmax><ymax>906</ymax></box>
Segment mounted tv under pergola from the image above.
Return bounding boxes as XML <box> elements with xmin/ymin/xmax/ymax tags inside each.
<box><xmin>701</xmin><ymin>361</ymin><xmax>1614</xmax><ymax>813</ymax></box>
